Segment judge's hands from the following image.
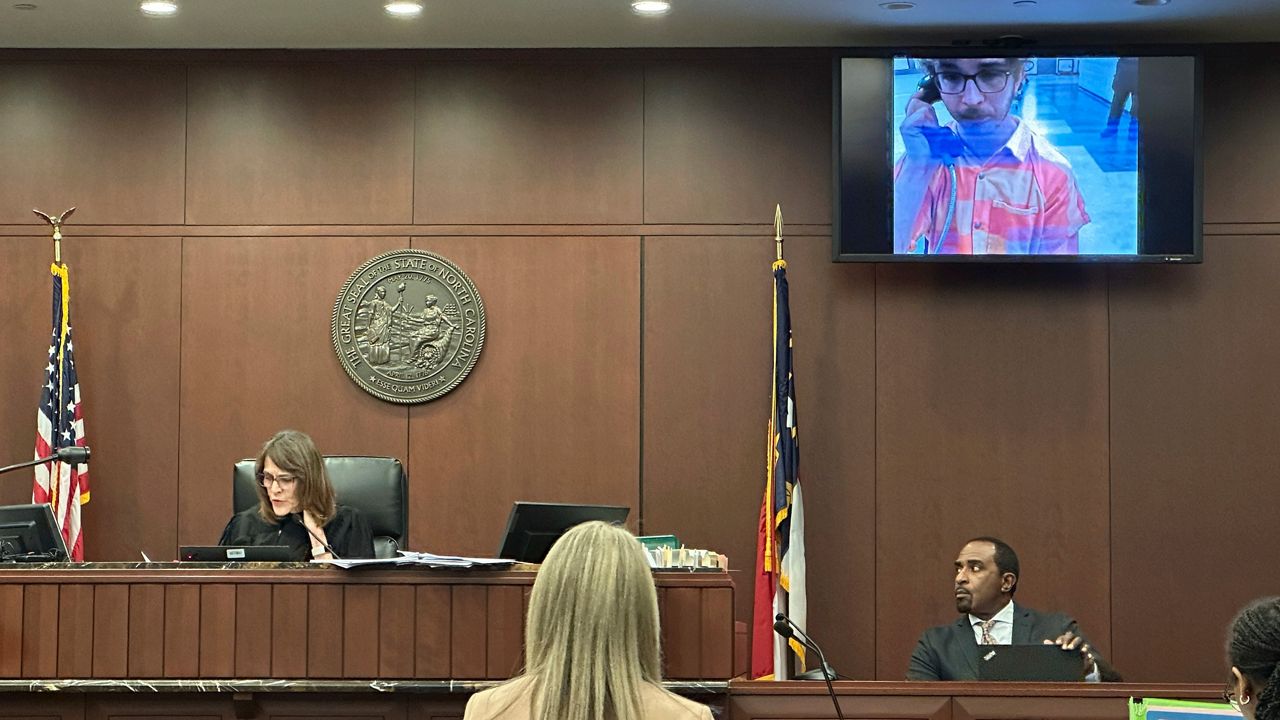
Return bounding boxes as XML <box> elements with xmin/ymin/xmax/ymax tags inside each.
<box><xmin>302</xmin><ymin>509</ymin><xmax>328</xmax><ymax>541</ymax></box>
<box><xmin>301</xmin><ymin>510</ymin><xmax>331</xmax><ymax>556</ymax></box>
<box><xmin>1043</xmin><ymin>631</ymin><xmax>1096</xmax><ymax>670</ymax></box>
<box><xmin>302</xmin><ymin>509</ymin><xmax>321</xmax><ymax>532</ymax></box>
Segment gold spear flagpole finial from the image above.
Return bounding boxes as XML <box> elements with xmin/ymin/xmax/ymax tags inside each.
<box><xmin>774</xmin><ymin>204</ymin><xmax>784</xmax><ymax>261</ymax></box>
<box><xmin>33</xmin><ymin>207</ymin><xmax>76</xmax><ymax>264</ymax></box>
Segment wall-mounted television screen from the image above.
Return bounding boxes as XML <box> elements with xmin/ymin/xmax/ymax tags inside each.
<box><xmin>834</xmin><ymin>52</ymin><xmax>1201</xmax><ymax>262</ymax></box>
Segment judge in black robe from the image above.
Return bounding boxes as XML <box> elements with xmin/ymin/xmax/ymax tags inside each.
<box><xmin>218</xmin><ymin>504</ymin><xmax>373</xmax><ymax>561</ymax></box>
<box><xmin>218</xmin><ymin>429</ymin><xmax>375</xmax><ymax>561</ymax></box>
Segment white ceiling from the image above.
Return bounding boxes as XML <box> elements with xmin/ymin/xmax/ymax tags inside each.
<box><xmin>0</xmin><ymin>0</ymin><xmax>1277</xmax><ymax>49</ymax></box>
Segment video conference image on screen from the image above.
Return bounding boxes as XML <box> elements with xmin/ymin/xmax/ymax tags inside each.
<box><xmin>891</xmin><ymin>55</ymin><xmax>1141</xmax><ymax>257</ymax></box>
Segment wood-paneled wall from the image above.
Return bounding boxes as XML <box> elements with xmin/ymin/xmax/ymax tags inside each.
<box><xmin>0</xmin><ymin>46</ymin><xmax>1276</xmax><ymax>684</ymax></box>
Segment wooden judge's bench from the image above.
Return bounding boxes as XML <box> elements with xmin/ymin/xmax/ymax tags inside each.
<box><xmin>0</xmin><ymin>565</ymin><xmax>1220</xmax><ymax>720</ymax></box>
<box><xmin>0</xmin><ymin>564</ymin><xmax>732</xmax><ymax>720</ymax></box>
<box><xmin>727</xmin><ymin>681</ymin><xmax>1223</xmax><ymax>720</ymax></box>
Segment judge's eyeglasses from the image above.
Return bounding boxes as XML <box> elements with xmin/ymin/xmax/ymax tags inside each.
<box><xmin>256</xmin><ymin>472</ymin><xmax>297</xmax><ymax>489</ymax></box>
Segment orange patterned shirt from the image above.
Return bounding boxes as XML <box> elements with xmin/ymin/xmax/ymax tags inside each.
<box><xmin>898</xmin><ymin>120</ymin><xmax>1090</xmax><ymax>255</ymax></box>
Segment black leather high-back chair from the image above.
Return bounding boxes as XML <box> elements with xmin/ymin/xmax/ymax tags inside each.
<box><xmin>232</xmin><ymin>456</ymin><xmax>408</xmax><ymax>559</ymax></box>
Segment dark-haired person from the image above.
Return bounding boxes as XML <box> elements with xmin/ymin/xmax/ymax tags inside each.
<box><xmin>218</xmin><ymin>430</ymin><xmax>374</xmax><ymax>561</ymax></box>
<box><xmin>1225</xmin><ymin>597</ymin><xmax>1280</xmax><ymax>720</ymax></box>
<box><xmin>906</xmin><ymin>537</ymin><xmax>1121</xmax><ymax>681</ymax></box>
<box><xmin>894</xmin><ymin>57</ymin><xmax>1089</xmax><ymax>255</ymax></box>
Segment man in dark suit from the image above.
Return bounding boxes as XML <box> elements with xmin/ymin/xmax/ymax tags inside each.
<box><xmin>906</xmin><ymin>537</ymin><xmax>1121</xmax><ymax>681</ymax></box>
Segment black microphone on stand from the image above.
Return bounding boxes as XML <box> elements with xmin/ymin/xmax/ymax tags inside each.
<box><xmin>774</xmin><ymin>613</ymin><xmax>838</xmax><ymax>679</ymax></box>
<box><xmin>774</xmin><ymin>613</ymin><xmax>845</xmax><ymax>720</ymax></box>
<box><xmin>0</xmin><ymin>446</ymin><xmax>91</xmax><ymax>476</ymax></box>
<box><xmin>53</xmin><ymin>446</ymin><xmax>90</xmax><ymax>464</ymax></box>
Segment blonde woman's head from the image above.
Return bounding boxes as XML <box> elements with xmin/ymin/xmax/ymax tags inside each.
<box><xmin>523</xmin><ymin>520</ymin><xmax>662</xmax><ymax>720</ymax></box>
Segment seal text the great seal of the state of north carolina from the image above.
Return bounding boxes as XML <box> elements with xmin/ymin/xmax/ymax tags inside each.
<box><xmin>332</xmin><ymin>249</ymin><xmax>486</xmax><ymax>404</ymax></box>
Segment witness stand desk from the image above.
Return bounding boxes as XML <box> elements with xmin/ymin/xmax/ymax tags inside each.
<box><xmin>0</xmin><ymin>564</ymin><xmax>733</xmax><ymax>720</ymax></box>
<box><xmin>728</xmin><ymin>681</ymin><xmax>1223</xmax><ymax>720</ymax></box>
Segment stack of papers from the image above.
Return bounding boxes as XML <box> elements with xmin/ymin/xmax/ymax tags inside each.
<box><xmin>313</xmin><ymin>551</ymin><xmax>517</xmax><ymax>570</ymax></box>
<box><xmin>645</xmin><ymin>545</ymin><xmax>728</xmax><ymax>570</ymax></box>
<box><xmin>398</xmin><ymin>551</ymin><xmax>517</xmax><ymax>568</ymax></box>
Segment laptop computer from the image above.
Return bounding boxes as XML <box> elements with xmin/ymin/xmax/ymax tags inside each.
<box><xmin>179</xmin><ymin>545</ymin><xmax>294</xmax><ymax>562</ymax></box>
<box><xmin>977</xmin><ymin>644</ymin><xmax>1084</xmax><ymax>681</ymax></box>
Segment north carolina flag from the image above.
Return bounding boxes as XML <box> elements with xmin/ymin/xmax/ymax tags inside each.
<box><xmin>751</xmin><ymin>257</ymin><xmax>807</xmax><ymax>679</ymax></box>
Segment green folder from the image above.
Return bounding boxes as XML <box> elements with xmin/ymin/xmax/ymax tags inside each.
<box><xmin>637</xmin><ymin>534</ymin><xmax>679</xmax><ymax>551</ymax></box>
<box><xmin>1129</xmin><ymin>697</ymin><xmax>1241</xmax><ymax>720</ymax></box>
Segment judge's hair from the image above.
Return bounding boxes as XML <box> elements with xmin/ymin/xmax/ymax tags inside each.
<box><xmin>519</xmin><ymin>520</ymin><xmax>668</xmax><ymax>720</ymax></box>
<box><xmin>966</xmin><ymin>536</ymin><xmax>1020</xmax><ymax>595</ymax></box>
<box><xmin>1229</xmin><ymin>597</ymin><xmax>1280</xmax><ymax>720</ymax></box>
<box><xmin>254</xmin><ymin>429</ymin><xmax>336</xmax><ymax>525</ymax></box>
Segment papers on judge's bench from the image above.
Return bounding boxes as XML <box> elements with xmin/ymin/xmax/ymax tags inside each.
<box><xmin>314</xmin><ymin>550</ymin><xmax>517</xmax><ymax>570</ymax></box>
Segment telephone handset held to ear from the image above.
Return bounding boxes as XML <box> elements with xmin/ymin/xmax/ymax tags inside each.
<box><xmin>916</xmin><ymin>74</ymin><xmax>963</xmax><ymax>165</ymax></box>
<box><xmin>910</xmin><ymin>73</ymin><xmax>961</xmax><ymax>254</ymax></box>
<box><xmin>917</xmin><ymin>73</ymin><xmax>942</xmax><ymax>104</ymax></box>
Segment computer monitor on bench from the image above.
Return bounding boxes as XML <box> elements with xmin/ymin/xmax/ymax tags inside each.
<box><xmin>0</xmin><ymin>504</ymin><xmax>69</xmax><ymax>562</ymax></box>
<box><xmin>497</xmin><ymin>501</ymin><xmax>629</xmax><ymax>564</ymax></box>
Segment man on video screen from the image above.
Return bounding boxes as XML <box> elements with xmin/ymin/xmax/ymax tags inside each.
<box><xmin>894</xmin><ymin>57</ymin><xmax>1089</xmax><ymax>255</ymax></box>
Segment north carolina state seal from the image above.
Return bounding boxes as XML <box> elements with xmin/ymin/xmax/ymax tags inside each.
<box><xmin>332</xmin><ymin>249</ymin><xmax>486</xmax><ymax>404</ymax></box>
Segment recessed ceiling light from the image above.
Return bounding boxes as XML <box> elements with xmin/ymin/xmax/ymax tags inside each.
<box><xmin>13</xmin><ymin>3</ymin><xmax>38</xmax><ymax>10</ymax></box>
<box><xmin>384</xmin><ymin>1</ymin><xmax>423</xmax><ymax>17</ymax></box>
<box><xmin>1134</xmin><ymin>0</ymin><xmax>1169</xmax><ymax>5</ymax></box>
<box><xmin>879</xmin><ymin>1</ymin><xmax>916</xmax><ymax>9</ymax></box>
<box><xmin>631</xmin><ymin>0</ymin><xmax>671</xmax><ymax>16</ymax></box>
<box><xmin>139</xmin><ymin>1</ymin><xmax>177</xmax><ymax>16</ymax></box>
<box><xmin>1013</xmin><ymin>0</ymin><xmax>1037</xmax><ymax>6</ymax></box>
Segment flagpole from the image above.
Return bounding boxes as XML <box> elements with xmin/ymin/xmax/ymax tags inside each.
<box><xmin>774</xmin><ymin>204</ymin><xmax>784</xmax><ymax>262</ymax></box>
<box><xmin>771</xmin><ymin>202</ymin><xmax>792</xmax><ymax>680</ymax></box>
<box><xmin>33</xmin><ymin>207</ymin><xmax>77</xmax><ymax>264</ymax></box>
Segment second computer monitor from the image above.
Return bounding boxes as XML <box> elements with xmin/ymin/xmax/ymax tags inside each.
<box><xmin>497</xmin><ymin>501</ymin><xmax>629</xmax><ymax>563</ymax></box>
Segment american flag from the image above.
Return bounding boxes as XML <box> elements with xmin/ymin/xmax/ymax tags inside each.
<box><xmin>33</xmin><ymin>261</ymin><xmax>88</xmax><ymax>561</ymax></box>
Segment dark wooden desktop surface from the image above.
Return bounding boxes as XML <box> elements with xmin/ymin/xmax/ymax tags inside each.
<box><xmin>728</xmin><ymin>681</ymin><xmax>1224</xmax><ymax>720</ymax></box>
